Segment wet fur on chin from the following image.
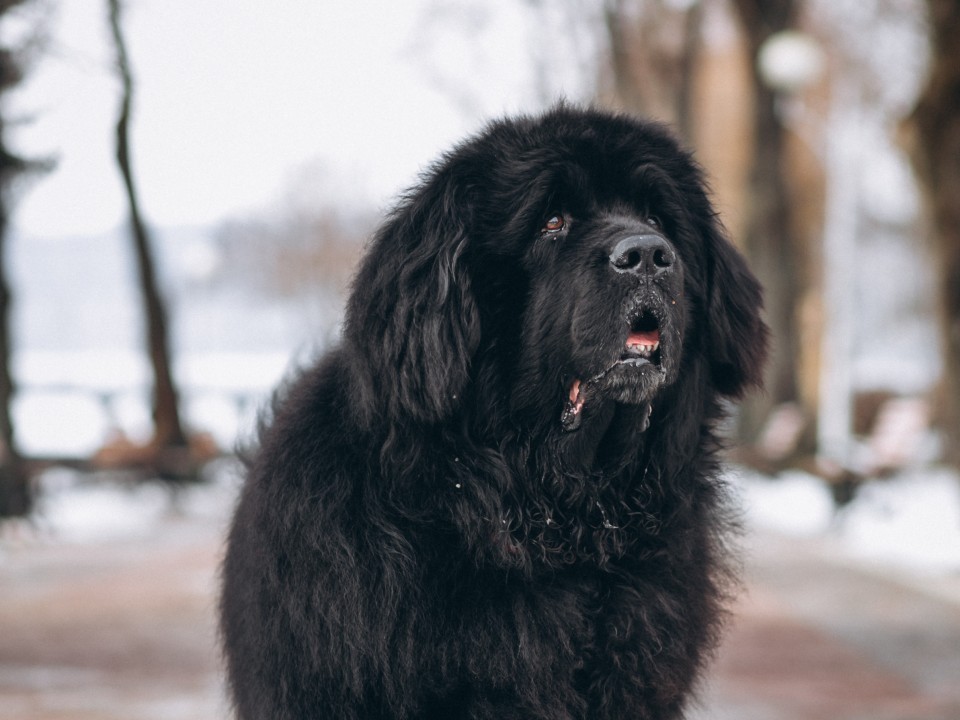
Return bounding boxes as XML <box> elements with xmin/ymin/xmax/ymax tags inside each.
<box><xmin>219</xmin><ymin>105</ymin><xmax>768</xmax><ymax>720</ymax></box>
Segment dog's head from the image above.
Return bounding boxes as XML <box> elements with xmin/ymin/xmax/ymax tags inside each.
<box><xmin>345</xmin><ymin>107</ymin><xmax>767</xmax><ymax>434</ymax></box>
<box><xmin>514</xmin><ymin>204</ymin><xmax>687</xmax><ymax>433</ymax></box>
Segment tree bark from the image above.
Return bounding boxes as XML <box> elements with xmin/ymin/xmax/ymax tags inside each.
<box><xmin>107</xmin><ymin>0</ymin><xmax>187</xmax><ymax>455</ymax></box>
<box><xmin>907</xmin><ymin>0</ymin><xmax>960</xmax><ymax>467</ymax></box>
<box><xmin>600</xmin><ymin>0</ymin><xmax>703</xmax><ymax>140</ymax></box>
<box><xmin>0</xmin><ymin>171</ymin><xmax>28</xmax><ymax>517</ymax></box>
<box><xmin>0</xmin><ymin>9</ymin><xmax>32</xmax><ymax>517</ymax></box>
<box><xmin>729</xmin><ymin>0</ymin><xmax>803</xmax><ymax>442</ymax></box>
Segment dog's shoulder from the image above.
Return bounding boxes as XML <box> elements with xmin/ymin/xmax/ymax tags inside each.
<box><xmin>244</xmin><ymin>346</ymin><xmax>372</xmax><ymax>495</ymax></box>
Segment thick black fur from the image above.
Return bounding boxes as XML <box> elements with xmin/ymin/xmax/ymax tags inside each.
<box><xmin>220</xmin><ymin>106</ymin><xmax>768</xmax><ymax>720</ymax></box>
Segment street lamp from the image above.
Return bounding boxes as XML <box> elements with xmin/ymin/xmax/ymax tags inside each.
<box><xmin>758</xmin><ymin>30</ymin><xmax>825</xmax><ymax>94</ymax></box>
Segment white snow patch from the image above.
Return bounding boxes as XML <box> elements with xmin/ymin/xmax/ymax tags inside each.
<box><xmin>15</xmin><ymin>392</ymin><xmax>111</xmax><ymax>457</ymax></box>
<box><xmin>177</xmin><ymin>352</ymin><xmax>294</xmax><ymax>393</ymax></box>
<box><xmin>731</xmin><ymin>464</ymin><xmax>960</xmax><ymax>584</ymax></box>
<box><xmin>23</xmin><ymin>461</ymin><xmax>241</xmax><ymax>546</ymax></box>
<box><xmin>838</xmin><ymin>469</ymin><xmax>960</xmax><ymax>574</ymax></box>
<box><xmin>16</xmin><ymin>350</ymin><xmax>149</xmax><ymax>390</ymax></box>
<box><xmin>33</xmin><ymin>471</ymin><xmax>172</xmax><ymax>544</ymax></box>
<box><xmin>735</xmin><ymin>468</ymin><xmax>836</xmax><ymax>537</ymax></box>
<box><xmin>13</xmin><ymin>350</ymin><xmax>291</xmax><ymax>457</ymax></box>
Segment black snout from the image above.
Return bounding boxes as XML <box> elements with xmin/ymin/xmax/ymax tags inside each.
<box><xmin>609</xmin><ymin>234</ymin><xmax>676</xmax><ymax>276</ymax></box>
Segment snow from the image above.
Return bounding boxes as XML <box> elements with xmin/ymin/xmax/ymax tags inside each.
<box><xmin>13</xmin><ymin>459</ymin><xmax>241</xmax><ymax>547</ymax></box>
<box><xmin>33</xmin><ymin>469</ymin><xmax>175</xmax><ymax>544</ymax></box>
<box><xmin>15</xmin><ymin>391</ymin><xmax>112</xmax><ymax>458</ymax></box>
<box><xmin>736</xmin><ymin>469</ymin><xmax>836</xmax><ymax>537</ymax></box>
<box><xmin>13</xmin><ymin>349</ymin><xmax>292</xmax><ymax>456</ymax></box>
<box><xmin>838</xmin><ymin>468</ymin><xmax>960</xmax><ymax>574</ymax></box>
<box><xmin>734</xmin><ymin>466</ymin><xmax>960</xmax><ymax>592</ymax></box>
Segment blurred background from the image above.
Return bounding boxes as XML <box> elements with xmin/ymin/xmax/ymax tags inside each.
<box><xmin>1</xmin><ymin>0</ymin><xmax>959</xmax><ymax>718</ymax></box>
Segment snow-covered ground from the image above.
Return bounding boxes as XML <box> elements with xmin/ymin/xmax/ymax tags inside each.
<box><xmin>737</xmin><ymin>466</ymin><xmax>960</xmax><ymax>572</ymax></box>
<box><xmin>733</xmin><ymin>466</ymin><xmax>960</xmax><ymax>602</ymax></box>
<box><xmin>6</xmin><ymin>456</ymin><xmax>959</xmax><ymax>608</ymax></box>
<box><xmin>18</xmin><ymin>459</ymin><xmax>242</xmax><ymax>546</ymax></box>
<box><xmin>13</xmin><ymin>349</ymin><xmax>296</xmax><ymax>456</ymax></box>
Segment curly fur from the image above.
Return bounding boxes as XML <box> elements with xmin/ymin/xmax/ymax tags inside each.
<box><xmin>220</xmin><ymin>106</ymin><xmax>768</xmax><ymax>720</ymax></box>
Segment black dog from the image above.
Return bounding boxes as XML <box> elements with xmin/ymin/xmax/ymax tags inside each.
<box><xmin>220</xmin><ymin>106</ymin><xmax>767</xmax><ymax>719</ymax></box>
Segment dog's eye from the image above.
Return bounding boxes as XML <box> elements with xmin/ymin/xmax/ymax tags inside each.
<box><xmin>647</xmin><ymin>215</ymin><xmax>662</xmax><ymax>230</ymax></box>
<box><xmin>542</xmin><ymin>214</ymin><xmax>565</xmax><ymax>234</ymax></box>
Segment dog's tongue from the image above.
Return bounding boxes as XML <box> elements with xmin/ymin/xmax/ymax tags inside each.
<box><xmin>561</xmin><ymin>379</ymin><xmax>585</xmax><ymax>431</ymax></box>
<box><xmin>627</xmin><ymin>328</ymin><xmax>660</xmax><ymax>347</ymax></box>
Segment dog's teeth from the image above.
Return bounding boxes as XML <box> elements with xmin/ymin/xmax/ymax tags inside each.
<box><xmin>627</xmin><ymin>342</ymin><xmax>660</xmax><ymax>354</ymax></box>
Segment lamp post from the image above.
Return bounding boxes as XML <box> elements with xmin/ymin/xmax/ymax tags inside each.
<box><xmin>815</xmin><ymin>73</ymin><xmax>862</xmax><ymax>473</ymax></box>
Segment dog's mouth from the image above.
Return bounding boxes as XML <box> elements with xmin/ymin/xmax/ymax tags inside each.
<box><xmin>621</xmin><ymin>310</ymin><xmax>661</xmax><ymax>367</ymax></box>
<box><xmin>561</xmin><ymin>307</ymin><xmax>666</xmax><ymax>432</ymax></box>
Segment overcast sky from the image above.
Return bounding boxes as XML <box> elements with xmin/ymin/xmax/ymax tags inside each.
<box><xmin>5</xmin><ymin>0</ymin><xmax>591</xmax><ymax>239</ymax></box>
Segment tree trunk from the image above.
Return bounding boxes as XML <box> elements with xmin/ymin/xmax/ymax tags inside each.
<box><xmin>0</xmin><ymin>183</ymin><xmax>28</xmax><ymax>517</ymax></box>
<box><xmin>603</xmin><ymin>0</ymin><xmax>646</xmax><ymax>115</ymax></box>
<box><xmin>675</xmin><ymin>1</ymin><xmax>704</xmax><ymax>143</ymax></box>
<box><xmin>907</xmin><ymin>0</ymin><xmax>960</xmax><ymax>468</ymax></box>
<box><xmin>729</xmin><ymin>0</ymin><xmax>803</xmax><ymax>442</ymax></box>
<box><xmin>0</xmin><ymin>10</ymin><xmax>32</xmax><ymax>517</ymax></box>
<box><xmin>600</xmin><ymin>0</ymin><xmax>703</xmax><ymax>140</ymax></box>
<box><xmin>107</xmin><ymin>0</ymin><xmax>187</xmax><ymax>457</ymax></box>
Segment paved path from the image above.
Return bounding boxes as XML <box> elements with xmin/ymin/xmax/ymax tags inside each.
<box><xmin>0</xmin><ymin>511</ymin><xmax>228</xmax><ymax>720</ymax></box>
<box><xmin>692</xmin><ymin>531</ymin><xmax>960</xmax><ymax>720</ymax></box>
<box><xmin>2</xmin><ymin>503</ymin><xmax>959</xmax><ymax>719</ymax></box>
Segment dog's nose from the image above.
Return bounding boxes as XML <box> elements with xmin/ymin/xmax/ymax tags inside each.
<box><xmin>609</xmin><ymin>234</ymin><xmax>676</xmax><ymax>275</ymax></box>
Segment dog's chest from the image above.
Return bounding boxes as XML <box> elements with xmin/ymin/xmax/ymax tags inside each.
<box><xmin>434</xmin><ymin>567</ymin><xmax>614</xmax><ymax>673</ymax></box>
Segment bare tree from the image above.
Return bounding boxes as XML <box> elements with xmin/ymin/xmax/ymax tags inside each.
<box><xmin>107</xmin><ymin>0</ymin><xmax>190</xmax><ymax>475</ymax></box>
<box><xmin>0</xmin><ymin>38</ymin><xmax>27</xmax><ymax>515</ymax></box>
<box><xmin>728</xmin><ymin>0</ymin><xmax>805</xmax><ymax>442</ymax></box>
<box><xmin>907</xmin><ymin>0</ymin><xmax>960</xmax><ymax>467</ymax></box>
<box><xmin>0</xmin><ymin>0</ymin><xmax>47</xmax><ymax>517</ymax></box>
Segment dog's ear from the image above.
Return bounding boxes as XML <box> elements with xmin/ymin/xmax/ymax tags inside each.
<box><xmin>703</xmin><ymin>221</ymin><xmax>769</xmax><ymax>397</ymax></box>
<box><xmin>345</xmin><ymin>170</ymin><xmax>480</xmax><ymax>424</ymax></box>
